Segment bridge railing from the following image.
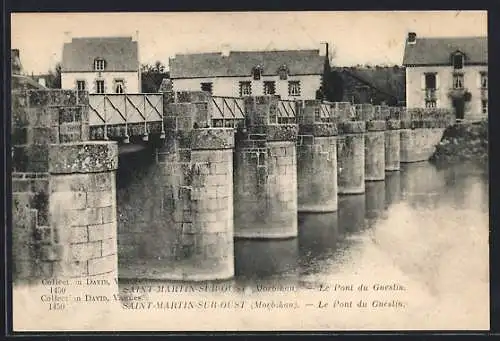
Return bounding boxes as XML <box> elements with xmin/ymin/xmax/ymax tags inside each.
<box><xmin>88</xmin><ymin>93</ymin><xmax>164</xmax><ymax>126</ymax></box>
<box><xmin>210</xmin><ymin>96</ymin><xmax>246</xmax><ymax>128</ymax></box>
<box><xmin>276</xmin><ymin>99</ymin><xmax>297</xmax><ymax>124</ymax></box>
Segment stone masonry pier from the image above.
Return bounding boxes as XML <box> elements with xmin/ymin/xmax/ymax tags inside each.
<box><xmin>296</xmin><ymin>100</ymin><xmax>338</xmax><ymax>212</ymax></box>
<box><xmin>233</xmin><ymin>96</ymin><xmax>298</xmax><ymax>239</ymax></box>
<box><xmin>12</xmin><ymin>89</ymin><xmax>454</xmax><ymax>282</ymax></box>
<box><xmin>360</xmin><ymin>104</ymin><xmax>386</xmax><ymax>182</ymax></box>
<box><xmin>12</xmin><ymin>89</ymin><xmax>118</xmax><ymax>291</ymax></box>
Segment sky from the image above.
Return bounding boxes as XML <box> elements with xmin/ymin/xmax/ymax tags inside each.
<box><xmin>11</xmin><ymin>11</ymin><xmax>487</xmax><ymax>75</ymax></box>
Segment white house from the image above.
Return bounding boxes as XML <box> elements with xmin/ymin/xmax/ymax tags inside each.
<box><xmin>169</xmin><ymin>49</ymin><xmax>327</xmax><ymax>100</ymax></box>
<box><xmin>61</xmin><ymin>36</ymin><xmax>140</xmax><ymax>94</ymax></box>
<box><xmin>403</xmin><ymin>32</ymin><xmax>488</xmax><ymax>119</ymax></box>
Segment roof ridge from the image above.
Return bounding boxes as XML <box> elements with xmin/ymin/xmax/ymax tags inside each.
<box><xmin>173</xmin><ymin>49</ymin><xmax>321</xmax><ymax>57</ymax></box>
<box><xmin>414</xmin><ymin>36</ymin><xmax>487</xmax><ymax>40</ymax></box>
<box><xmin>71</xmin><ymin>36</ymin><xmax>134</xmax><ymax>41</ymax></box>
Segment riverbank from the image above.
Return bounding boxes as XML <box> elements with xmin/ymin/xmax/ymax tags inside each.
<box><xmin>429</xmin><ymin>119</ymin><xmax>488</xmax><ymax>165</ymax></box>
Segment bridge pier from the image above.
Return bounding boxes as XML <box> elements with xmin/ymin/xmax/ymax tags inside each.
<box><xmin>154</xmin><ymin>128</ymin><xmax>235</xmax><ymax>281</ymax></box>
<box><xmin>234</xmin><ymin>96</ymin><xmax>298</xmax><ymax>239</ymax></box>
<box><xmin>337</xmin><ymin>121</ymin><xmax>366</xmax><ymax>194</ymax></box>
<box><xmin>12</xmin><ymin>89</ymin><xmax>119</xmax><ymax>289</ymax></box>
<box><xmin>385</xmin><ymin>119</ymin><xmax>401</xmax><ymax>171</ymax></box>
<box><xmin>296</xmin><ymin>101</ymin><xmax>338</xmax><ymax>212</ymax></box>
<box><xmin>364</xmin><ymin>120</ymin><xmax>386</xmax><ymax>181</ymax></box>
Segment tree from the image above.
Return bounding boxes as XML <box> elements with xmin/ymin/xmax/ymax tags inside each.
<box><xmin>317</xmin><ymin>43</ymin><xmax>343</xmax><ymax>102</ymax></box>
<box><xmin>141</xmin><ymin>61</ymin><xmax>170</xmax><ymax>93</ymax></box>
<box><xmin>46</xmin><ymin>63</ymin><xmax>62</xmax><ymax>88</ymax></box>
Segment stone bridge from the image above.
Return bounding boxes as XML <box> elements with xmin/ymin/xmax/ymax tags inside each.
<box><xmin>11</xmin><ymin>89</ymin><xmax>454</xmax><ymax>283</ymax></box>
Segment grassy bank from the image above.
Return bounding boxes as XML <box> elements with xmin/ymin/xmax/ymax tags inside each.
<box><xmin>430</xmin><ymin>119</ymin><xmax>488</xmax><ymax>164</ymax></box>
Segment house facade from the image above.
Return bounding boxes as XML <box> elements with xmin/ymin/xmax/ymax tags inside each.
<box><xmin>169</xmin><ymin>49</ymin><xmax>327</xmax><ymax>100</ymax></box>
<box><xmin>61</xmin><ymin>36</ymin><xmax>140</xmax><ymax>94</ymax></box>
<box><xmin>403</xmin><ymin>32</ymin><xmax>488</xmax><ymax>119</ymax></box>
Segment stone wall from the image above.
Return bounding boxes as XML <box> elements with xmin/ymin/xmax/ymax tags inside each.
<box><xmin>400</xmin><ymin>120</ymin><xmax>447</xmax><ymax>163</ymax></box>
<box><xmin>12</xmin><ymin>89</ymin><xmax>118</xmax><ymax>283</ymax></box>
<box><xmin>234</xmin><ymin>96</ymin><xmax>298</xmax><ymax>238</ymax></box>
<box><xmin>385</xmin><ymin>119</ymin><xmax>401</xmax><ymax>171</ymax></box>
<box><xmin>364</xmin><ymin>120</ymin><xmax>386</xmax><ymax>181</ymax></box>
<box><xmin>48</xmin><ymin>142</ymin><xmax>118</xmax><ymax>278</ymax></box>
<box><xmin>296</xmin><ymin>100</ymin><xmax>338</xmax><ymax>212</ymax></box>
<box><xmin>117</xmin><ymin>97</ymin><xmax>235</xmax><ymax>281</ymax></box>
<box><xmin>337</xmin><ymin>121</ymin><xmax>366</xmax><ymax>194</ymax></box>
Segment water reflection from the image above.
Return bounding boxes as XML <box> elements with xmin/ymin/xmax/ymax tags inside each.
<box><xmin>385</xmin><ymin>171</ymin><xmax>401</xmax><ymax>208</ymax></box>
<box><xmin>365</xmin><ymin>181</ymin><xmax>386</xmax><ymax>224</ymax></box>
<box><xmin>234</xmin><ymin>238</ymin><xmax>299</xmax><ymax>280</ymax></box>
<box><xmin>112</xmin><ymin>159</ymin><xmax>489</xmax><ymax>330</ymax></box>
<box><xmin>298</xmin><ymin>213</ymin><xmax>339</xmax><ymax>275</ymax></box>
<box><xmin>400</xmin><ymin>162</ymin><xmax>446</xmax><ymax>209</ymax></box>
<box><xmin>441</xmin><ymin>162</ymin><xmax>489</xmax><ymax>213</ymax></box>
<box><xmin>338</xmin><ymin>194</ymin><xmax>366</xmax><ymax>236</ymax></box>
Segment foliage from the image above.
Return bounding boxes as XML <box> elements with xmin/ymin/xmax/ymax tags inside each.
<box><xmin>141</xmin><ymin>61</ymin><xmax>170</xmax><ymax>93</ymax></box>
<box><xmin>430</xmin><ymin>119</ymin><xmax>488</xmax><ymax>164</ymax></box>
<box><xmin>448</xmin><ymin>89</ymin><xmax>472</xmax><ymax>102</ymax></box>
<box><xmin>317</xmin><ymin>43</ymin><xmax>344</xmax><ymax>102</ymax></box>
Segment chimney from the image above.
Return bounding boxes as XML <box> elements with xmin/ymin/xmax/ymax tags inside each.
<box><xmin>407</xmin><ymin>32</ymin><xmax>417</xmax><ymax>44</ymax></box>
<box><xmin>221</xmin><ymin>44</ymin><xmax>231</xmax><ymax>57</ymax></box>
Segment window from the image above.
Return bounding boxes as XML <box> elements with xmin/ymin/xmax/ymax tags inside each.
<box><xmin>114</xmin><ymin>79</ymin><xmax>124</xmax><ymax>94</ymax></box>
<box><xmin>239</xmin><ymin>81</ymin><xmax>252</xmax><ymax>96</ymax></box>
<box><xmin>76</xmin><ymin>80</ymin><xmax>86</xmax><ymax>91</ymax></box>
<box><xmin>201</xmin><ymin>82</ymin><xmax>213</xmax><ymax>94</ymax></box>
<box><xmin>453</xmin><ymin>73</ymin><xmax>464</xmax><ymax>89</ymax></box>
<box><xmin>480</xmin><ymin>72</ymin><xmax>488</xmax><ymax>89</ymax></box>
<box><xmin>425</xmin><ymin>100</ymin><xmax>437</xmax><ymax>109</ymax></box>
<box><xmin>288</xmin><ymin>81</ymin><xmax>301</xmax><ymax>97</ymax></box>
<box><xmin>263</xmin><ymin>81</ymin><xmax>276</xmax><ymax>95</ymax></box>
<box><xmin>253</xmin><ymin>66</ymin><xmax>263</xmax><ymax>80</ymax></box>
<box><xmin>482</xmin><ymin>100</ymin><xmax>488</xmax><ymax>114</ymax></box>
<box><xmin>96</xmin><ymin>80</ymin><xmax>105</xmax><ymax>94</ymax></box>
<box><xmin>452</xmin><ymin>54</ymin><xmax>464</xmax><ymax>69</ymax></box>
<box><xmin>94</xmin><ymin>58</ymin><xmax>105</xmax><ymax>71</ymax></box>
<box><xmin>425</xmin><ymin>73</ymin><xmax>436</xmax><ymax>89</ymax></box>
<box><xmin>278</xmin><ymin>65</ymin><xmax>288</xmax><ymax>80</ymax></box>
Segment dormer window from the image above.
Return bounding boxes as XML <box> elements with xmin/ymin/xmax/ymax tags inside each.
<box><xmin>253</xmin><ymin>65</ymin><xmax>263</xmax><ymax>80</ymax></box>
<box><xmin>278</xmin><ymin>64</ymin><xmax>289</xmax><ymax>80</ymax></box>
<box><xmin>94</xmin><ymin>58</ymin><xmax>106</xmax><ymax>71</ymax></box>
<box><xmin>452</xmin><ymin>52</ymin><xmax>464</xmax><ymax>70</ymax></box>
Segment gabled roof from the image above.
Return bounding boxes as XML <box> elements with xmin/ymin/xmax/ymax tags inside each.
<box><xmin>169</xmin><ymin>49</ymin><xmax>325</xmax><ymax>79</ymax></box>
<box><xmin>62</xmin><ymin>36</ymin><xmax>139</xmax><ymax>72</ymax></box>
<box><xmin>403</xmin><ymin>36</ymin><xmax>487</xmax><ymax>66</ymax></box>
<box><xmin>340</xmin><ymin>67</ymin><xmax>405</xmax><ymax>101</ymax></box>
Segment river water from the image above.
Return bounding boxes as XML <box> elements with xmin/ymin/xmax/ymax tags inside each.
<box><xmin>111</xmin><ymin>159</ymin><xmax>489</xmax><ymax>331</ymax></box>
<box><xmin>12</xmin><ymin>156</ymin><xmax>489</xmax><ymax>331</ymax></box>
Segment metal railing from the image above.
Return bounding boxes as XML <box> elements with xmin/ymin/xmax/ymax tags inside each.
<box><xmin>88</xmin><ymin>93</ymin><xmax>164</xmax><ymax>126</ymax></box>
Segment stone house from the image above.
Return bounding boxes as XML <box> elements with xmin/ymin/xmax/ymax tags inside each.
<box><xmin>169</xmin><ymin>48</ymin><xmax>327</xmax><ymax>100</ymax></box>
<box><xmin>61</xmin><ymin>36</ymin><xmax>140</xmax><ymax>94</ymax></box>
<box><xmin>403</xmin><ymin>32</ymin><xmax>488</xmax><ymax>119</ymax></box>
